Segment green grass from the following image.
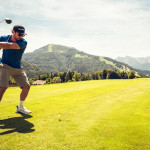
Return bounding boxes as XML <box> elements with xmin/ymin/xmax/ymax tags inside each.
<box><xmin>0</xmin><ymin>78</ymin><xmax>150</xmax><ymax>150</ymax></box>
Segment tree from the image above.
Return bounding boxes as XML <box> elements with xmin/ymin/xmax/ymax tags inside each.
<box><xmin>85</xmin><ymin>73</ymin><xmax>92</xmax><ymax>80</ymax></box>
<box><xmin>81</xmin><ymin>73</ymin><xmax>86</xmax><ymax>81</ymax></box>
<box><xmin>65</xmin><ymin>71</ymin><xmax>73</xmax><ymax>82</ymax></box>
<box><xmin>72</xmin><ymin>72</ymin><xmax>81</xmax><ymax>81</ymax></box>
<box><xmin>29</xmin><ymin>78</ymin><xmax>35</xmax><ymax>84</ymax></box>
<box><xmin>54</xmin><ymin>73</ymin><xmax>58</xmax><ymax>77</ymax></box>
<box><xmin>107</xmin><ymin>70</ymin><xmax>120</xmax><ymax>79</ymax></box>
<box><xmin>95</xmin><ymin>72</ymin><xmax>100</xmax><ymax>80</ymax></box>
<box><xmin>92</xmin><ymin>72</ymin><xmax>100</xmax><ymax>80</ymax></box>
<box><xmin>118</xmin><ymin>71</ymin><xmax>128</xmax><ymax>79</ymax></box>
<box><xmin>46</xmin><ymin>78</ymin><xmax>52</xmax><ymax>84</ymax></box>
<box><xmin>128</xmin><ymin>71</ymin><xmax>136</xmax><ymax>79</ymax></box>
<box><xmin>102</xmin><ymin>70</ymin><xmax>107</xmax><ymax>79</ymax></box>
<box><xmin>58</xmin><ymin>72</ymin><xmax>66</xmax><ymax>83</ymax></box>
<box><xmin>39</xmin><ymin>74</ymin><xmax>48</xmax><ymax>80</ymax></box>
<box><xmin>52</xmin><ymin>77</ymin><xmax>61</xmax><ymax>83</ymax></box>
<box><xmin>49</xmin><ymin>72</ymin><xmax>54</xmax><ymax>78</ymax></box>
<box><xmin>98</xmin><ymin>71</ymin><xmax>103</xmax><ymax>79</ymax></box>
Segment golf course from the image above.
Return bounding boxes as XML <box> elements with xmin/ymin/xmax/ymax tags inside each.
<box><xmin>0</xmin><ymin>78</ymin><xmax>150</xmax><ymax>150</ymax></box>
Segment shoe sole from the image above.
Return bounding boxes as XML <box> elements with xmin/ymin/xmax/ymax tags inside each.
<box><xmin>15</xmin><ymin>106</ymin><xmax>31</xmax><ymax>114</ymax></box>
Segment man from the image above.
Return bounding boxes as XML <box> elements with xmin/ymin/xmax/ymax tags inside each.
<box><xmin>0</xmin><ymin>25</ymin><xmax>31</xmax><ymax>114</ymax></box>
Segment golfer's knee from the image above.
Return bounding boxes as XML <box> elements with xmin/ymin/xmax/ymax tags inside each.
<box><xmin>0</xmin><ymin>87</ymin><xmax>7</xmax><ymax>93</ymax></box>
<box><xmin>22</xmin><ymin>86</ymin><xmax>30</xmax><ymax>92</ymax></box>
<box><xmin>0</xmin><ymin>87</ymin><xmax>7</xmax><ymax>101</ymax></box>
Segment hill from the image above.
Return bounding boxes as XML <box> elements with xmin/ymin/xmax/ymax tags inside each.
<box><xmin>23</xmin><ymin>44</ymin><xmax>141</xmax><ymax>75</ymax></box>
<box><xmin>21</xmin><ymin>61</ymin><xmax>45</xmax><ymax>78</ymax></box>
<box><xmin>116</xmin><ymin>56</ymin><xmax>150</xmax><ymax>71</ymax></box>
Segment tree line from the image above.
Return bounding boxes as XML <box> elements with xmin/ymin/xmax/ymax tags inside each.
<box><xmin>25</xmin><ymin>70</ymin><xmax>136</xmax><ymax>85</ymax></box>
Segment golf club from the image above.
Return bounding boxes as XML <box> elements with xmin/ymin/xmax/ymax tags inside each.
<box><xmin>0</xmin><ymin>18</ymin><xmax>12</xmax><ymax>24</ymax></box>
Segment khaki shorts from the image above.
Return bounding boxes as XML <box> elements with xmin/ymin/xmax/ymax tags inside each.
<box><xmin>0</xmin><ymin>63</ymin><xmax>30</xmax><ymax>88</ymax></box>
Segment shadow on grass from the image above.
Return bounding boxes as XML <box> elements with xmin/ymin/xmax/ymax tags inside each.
<box><xmin>0</xmin><ymin>114</ymin><xmax>35</xmax><ymax>135</ymax></box>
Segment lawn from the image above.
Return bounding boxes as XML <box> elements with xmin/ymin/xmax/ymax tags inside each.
<box><xmin>0</xmin><ymin>78</ymin><xmax>150</xmax><ymax>150</ymax></box>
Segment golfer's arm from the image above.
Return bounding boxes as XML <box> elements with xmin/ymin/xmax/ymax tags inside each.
<box><xmin>0</xmin><ymin>42</ymin><xmax>20</xmax><ymax>49</ymax></box>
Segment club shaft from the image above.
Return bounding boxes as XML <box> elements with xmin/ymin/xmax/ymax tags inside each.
<box><xmin>0</xmin><ymin>20</ymin><xmax>4</xmax><ymax>23</ymax></box>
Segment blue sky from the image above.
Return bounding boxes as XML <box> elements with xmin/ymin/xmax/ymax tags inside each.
<box><xmin>0</xmin><ymin>0</ymin><xmax>150</xmax><ymax>58</ymax></box>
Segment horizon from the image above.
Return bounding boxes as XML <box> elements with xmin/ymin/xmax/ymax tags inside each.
<box><xmin>1</xmin><ymin>42</ymin><xmax>150</xmax><ymax>59</ymax></box>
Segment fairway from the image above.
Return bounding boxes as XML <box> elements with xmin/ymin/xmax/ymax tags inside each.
<box><xmin>0</xmin><ymin>79</ymin><xmax>150</xmax><ymax>150</ymax></box>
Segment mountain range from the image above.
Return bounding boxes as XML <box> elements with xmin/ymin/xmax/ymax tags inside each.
<box><xmin>22</xmin><ymin>44</ymin><xmax>150</xmax><ymax>77</ymax></box>
<box><xmin>116</xmin><ymin>56</ymin><xmax>150</xmax><ymax>71</ymax></box>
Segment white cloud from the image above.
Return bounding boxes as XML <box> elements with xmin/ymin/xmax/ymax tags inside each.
<box><xmin>1</xmin><ymin>0</ymin><xmax>150</xmax><ymax>58</ymax></box>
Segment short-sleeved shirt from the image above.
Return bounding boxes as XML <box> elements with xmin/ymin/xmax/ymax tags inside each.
<box><xmin>0</xmin><ymin>35</ymin><xmax>27</xmax><ymax>69</ymax></box>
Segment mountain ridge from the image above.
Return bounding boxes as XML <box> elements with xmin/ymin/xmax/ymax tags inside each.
<box><xmin>22</xmin><ymin>44</ymin><xmax>149</xmax><ymax>77</ymax></box>
<box><xmin>116</xmin><ymin>56</ymin><xmax>150</xmax><ymax>71</ymax></box>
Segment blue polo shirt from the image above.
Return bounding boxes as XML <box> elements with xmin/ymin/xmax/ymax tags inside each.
<box><xmin>0</xmin><ymin>35</ymin><xmax>27</xmax><ymax>68</ymax></box>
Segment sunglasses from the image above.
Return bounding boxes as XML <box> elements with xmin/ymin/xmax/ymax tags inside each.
<box><xmin>15</xmin><ymin>32</ymin><xmax>25</xmax><ymax>37</ymax></box>
<box><xmin>18</xmin><ymin>33</ymin><xmax>25</xmax><ymax>37</ymax></box>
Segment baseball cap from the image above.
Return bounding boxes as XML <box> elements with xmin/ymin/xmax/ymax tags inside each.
<box><xmin>13</xmin><ymin>25</ymin><xmax>27</xmax><ymax>35</ymax></box>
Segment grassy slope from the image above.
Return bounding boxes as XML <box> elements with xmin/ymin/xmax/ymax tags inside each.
<box><xmin>0</xmin><ymin>79</ymin><xmax>150</xmax><ymax>150</ymax></box>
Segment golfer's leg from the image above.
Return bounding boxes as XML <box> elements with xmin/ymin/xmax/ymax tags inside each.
<box><xmin>12</xmin><ymin>69</ymin><xmax>30</xmax><ymax>101</ymax></box>
<box><xmin>0</xmin><ymin>87</ymin><xmax>7</xmax><ymax>102</ymax></box>
<box><xmin>12</xmin><ymin>69</ymin><xmax>31</xmax><ymax>113</ymax></box>
<box><xmin>20</xmin><ymin>86</ymin><xmax>30</xmax><ymax>101</ymax></box>
<box><xmin>16</xmin><ymin>86</ymin><xmax>31</xmax><ymax>114</ymax></box>
<box><xmin>0</xmin><ymin>64</ymin><xmax>9</xmax><ymax>101</ymax></box>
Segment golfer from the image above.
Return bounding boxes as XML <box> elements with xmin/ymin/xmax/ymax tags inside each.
<box><xmin>0</xmin><ymin>25</ymin><xmax>31</xmax><ymax>114</ymax></box>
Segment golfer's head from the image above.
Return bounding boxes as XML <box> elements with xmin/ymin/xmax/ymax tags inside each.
<box><xmin>12</xmin><ymin>25</ymin><xmax>27</xmax><ymax>38</ymax></box>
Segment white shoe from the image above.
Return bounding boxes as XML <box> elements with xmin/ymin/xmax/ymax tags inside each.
<box><xmin>15</xmin><ymin>106</ymin><xmax>31</xmax><ymax>114</ymax></box>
